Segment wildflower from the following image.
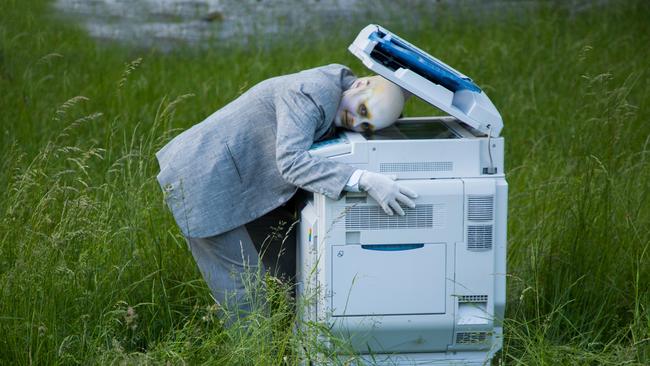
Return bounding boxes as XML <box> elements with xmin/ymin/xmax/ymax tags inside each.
<box><xmin>125</xmin><ymin>306</ymin><xmax>138</xmax><ymax>330</ymax></box>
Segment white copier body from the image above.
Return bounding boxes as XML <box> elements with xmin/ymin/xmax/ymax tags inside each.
<box><xmin>296</xmin><ymin>25</ymin><xmax>507</xmax><ymax>366</ymax></box>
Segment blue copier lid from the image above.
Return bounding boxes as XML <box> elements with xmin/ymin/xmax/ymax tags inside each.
<box><xmin>348</xmin><ymin>24</ymin><xmax>503</xmax><ymax>136</ymax></box>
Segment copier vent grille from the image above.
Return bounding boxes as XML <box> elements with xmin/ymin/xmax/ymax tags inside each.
<box><xmin>467</xmin><ymin>195</ymin><xmax>494</xmax><ymax>221</ymax></box>
<box><xmin>379</xmin><ymin>161</ymin><xmax>453</xmax><ymax>173</ymax></box>
<box><xmin>456</xmin><ymin>332</ymin><xmax>489</xmax><ymax>345</ymax></box>
<box><xmin>345</xmin><ymin>204</ymin><xmax>444</xmax><ymax>230</ymax></box>
<box><xmin>467</xmin><ymin>225</ymin><xmax>493</xmax><ymax>250</ymax></box>
<box><xmin>458</xmin><ymin>295</ymin><xmax>488</xmax><ymax>303</ymax></box>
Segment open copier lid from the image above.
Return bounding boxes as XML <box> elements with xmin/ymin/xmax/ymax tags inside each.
<box><xmin>348</xmin><ymin>24</ymin><xmax>503</xmax><ymax>137</ymax></box>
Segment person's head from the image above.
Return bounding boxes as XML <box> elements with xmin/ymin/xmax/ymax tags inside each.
<box><xmin>334</xmin><ymin>75</ymin><xmax>407</xmax><ymax>133</ymax></box>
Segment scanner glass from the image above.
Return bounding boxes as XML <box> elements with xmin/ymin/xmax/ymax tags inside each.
<box><xmin>363</xmin><ymin>121</ymin><xmax>459</xmax><ymax>140</ymax></box>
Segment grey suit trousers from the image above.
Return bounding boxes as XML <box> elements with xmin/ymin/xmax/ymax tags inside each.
<box><xmin>187</xmin><ymin>226</ymin><xmax>263</xmax><ymax>321</ymax></box>
<box><xmin>186</xmin><ymin>202</ymin><xmax>298</xmax><ymax>322</ymax></box>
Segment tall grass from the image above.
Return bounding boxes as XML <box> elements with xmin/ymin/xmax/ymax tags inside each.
<box><xmin>1</xmin><ymin>0</ymin><xmax>649</xmax><ymax>364</ymax></box>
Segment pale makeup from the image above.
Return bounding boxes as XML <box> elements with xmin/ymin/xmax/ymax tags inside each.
<box><xmin>334</xmin><ymin>76</ymin><xmax>405</xmax><ymax>132</ymax></box>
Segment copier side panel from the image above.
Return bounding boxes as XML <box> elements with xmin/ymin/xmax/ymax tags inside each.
<box><xmin>314</xmin><ymin>194</ymin><xmax>333</xmax><ymax>324</ymax></box>
<box><xmin>487</xmin><ymin>178</ymin><xmax>508</xmax><ymax>359</ymax></box>
<box><xmin>296</xmin><ymin>200</ymin><xmax>319</xmax><ymax>323</ymax></box>
<box><xmin>494</xmin><ymin>178</ymin><xmax>508</xmax><ymax>322</ymax></box>
<box><xmin>449</xmin><ymin>178</ymin><xmax>505</xmax><ymax>354</ymax></box>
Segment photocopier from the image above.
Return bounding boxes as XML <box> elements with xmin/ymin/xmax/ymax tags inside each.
<box><xmin>296</xmin><ymin>24</ymin><xmax>507</xmax><ymax>366</ymax></box>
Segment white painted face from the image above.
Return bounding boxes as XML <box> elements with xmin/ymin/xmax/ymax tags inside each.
<box><xmin>334</xmin><ymin>75</ymin><xmax>405</xmax><ymax>133</ymax></box>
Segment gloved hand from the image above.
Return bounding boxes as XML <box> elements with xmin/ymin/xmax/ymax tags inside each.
<box><xmin>358</xmin><ymin>171</ymin><xmax>418</xmax><ymax>216</ymax></box>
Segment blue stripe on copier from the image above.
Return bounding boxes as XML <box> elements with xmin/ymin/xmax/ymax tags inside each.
<box><xmin>369</xmin><ymin>31</ymin><xmax>481</xmax><ymax>93</ymax></box>
<box><xmin>361</xmin><ymin>244</ymin><xmax>424</xmax><ymax>251</ymax></box>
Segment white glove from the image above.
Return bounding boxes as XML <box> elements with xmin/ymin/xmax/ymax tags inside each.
<box><xmin>358</xmin><ymin>171</ymin><xmax>418</xmax><ymax>216</ymax></box>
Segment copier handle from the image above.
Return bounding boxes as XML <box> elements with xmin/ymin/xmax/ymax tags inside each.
<box><xmin>361</xmin><ymin>244</ymin><xmax>424</xmax><ymax>251</ymax></box>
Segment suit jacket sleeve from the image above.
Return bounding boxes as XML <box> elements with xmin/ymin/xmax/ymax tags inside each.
<box><xmin>274</xmin><ymin>84</ymin><xmax>356</xmax><ymax>200</ymax></box>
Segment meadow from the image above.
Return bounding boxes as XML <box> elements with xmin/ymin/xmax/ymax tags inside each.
<box><xmin>1</xmin><ymin>0</ymin><xmax>649</xmax><ymax>364</ymax></box>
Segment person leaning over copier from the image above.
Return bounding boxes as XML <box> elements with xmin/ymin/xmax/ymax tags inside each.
<box><xmin>155</xmin><ymin>64</ymin><xmax>417</xmax><ymax>321</ymax></box>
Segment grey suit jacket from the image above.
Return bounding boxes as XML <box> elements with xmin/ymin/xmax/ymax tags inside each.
<box><xmin>156</xmin><ymin>64</ymin><xmax>357</xmax><ymax>238</ymax></box>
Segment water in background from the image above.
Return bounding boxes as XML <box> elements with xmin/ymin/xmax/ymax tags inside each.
<box><xmin>52</xmin><ymin>0</ymin><xmax>508</xmax><ymax>49</ymax></box>
<box><xmin>53</xmin><ymin>0</ymin><xmax>605</xmax><ymax>50</ymax></box>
